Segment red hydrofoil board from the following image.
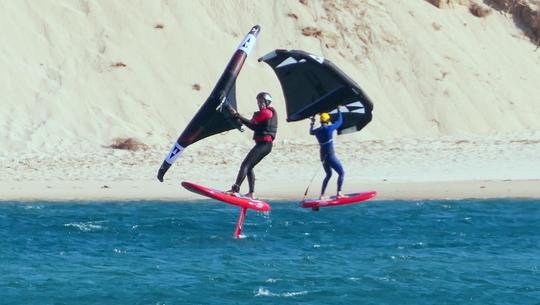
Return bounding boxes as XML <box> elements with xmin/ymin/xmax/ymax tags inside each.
<box><xmin>301</xmin><ymin>191</ymin><xmax>377</xmax><ymax>211</ymax></box>
<box><xmin>181</xmin><ymin>181</ymin><xmax>270</xmax><ymax>211</ymax></box>
<box><xmin>181</xmin><ymin>181</ymin><xmax>270</xmax><ymax>238</ymax></box>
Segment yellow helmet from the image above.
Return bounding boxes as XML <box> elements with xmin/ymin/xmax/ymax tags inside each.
<box><xmin>320</xmin><ymin>112</ymin><xmax>331</xmax><ymax>123</ymax></box>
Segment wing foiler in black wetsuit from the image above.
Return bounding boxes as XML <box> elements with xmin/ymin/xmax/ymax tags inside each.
<box><xmin>230</xmin><ymin>106</ymin><xmax>277</xmax><ymax>195</ymax></box>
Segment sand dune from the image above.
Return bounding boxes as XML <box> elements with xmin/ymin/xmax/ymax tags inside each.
<box><xmin>1</xmin><ymin>0</ymin><xmax>539</xmax><ymax>200</ymax></box>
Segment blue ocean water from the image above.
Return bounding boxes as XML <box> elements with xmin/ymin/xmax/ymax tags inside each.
<box><xmin>1</xmin><ymin>199</ymin><xmax>539</xmax><ymax>305</ymax></box>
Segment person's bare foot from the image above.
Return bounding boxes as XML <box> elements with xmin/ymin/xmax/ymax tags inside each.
<box><xmin>319</xmin><ymin>194</ymin><xmax>327</xmax><ymax>200</ymax></box>
<box><xmin>244</xmin><ymin>192</ymin><xmax>255</xmax><ymax>199</ymax></box>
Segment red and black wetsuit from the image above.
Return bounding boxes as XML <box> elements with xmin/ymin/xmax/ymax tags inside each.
<box><xmin>232</xmin><ymin>107</ymin><xmax>277</xmax><ymax>193</ymax></box>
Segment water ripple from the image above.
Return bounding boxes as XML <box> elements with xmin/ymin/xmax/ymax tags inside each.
<box><xmin>0</xmin><ymin>199</ymin><xmax>538</xmax><ymax>304</ymax></box>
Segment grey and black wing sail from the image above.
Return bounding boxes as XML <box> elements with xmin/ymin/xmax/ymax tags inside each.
<box><xmin>259</xmin><ymin>49</ymin><xmax>373</xmax><ymax>134</ymax></box>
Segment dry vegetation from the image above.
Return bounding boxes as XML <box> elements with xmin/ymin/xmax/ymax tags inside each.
<box><xmin>110</xmin><ymin>62</ymin><xmax>127</xmax><ymax>68</ymax></box>
<box><xmin>470</xmin><ymin>2</ymin><xmax>493</xmax><ymax>17</ymax></box>
<box><xmin>301</xmin><ymin>26</ymin><xmax>322</xmax><ymax>38</ymax></box>
<box><xmin>287</xmin><ymin>12</ymin><xmax>299</xmax><ymax>20</ymax></box>
<box><xmin>106</xmin><ymin>138</ymin><xmax>149</xmax><ymax>151</ymax></box>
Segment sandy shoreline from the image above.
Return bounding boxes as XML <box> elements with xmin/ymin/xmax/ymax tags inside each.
<box><xmin>2</xmin><ymin>134</ymin><xmax>539</xmax><ymax>201</ymax></box>
<box><xmin>1</xmin><ymin>179</ymin><xmax>539</xmax><ymax>202</ymax></box>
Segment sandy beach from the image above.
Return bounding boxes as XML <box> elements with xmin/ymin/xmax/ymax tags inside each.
<box><xmin>1</xmin><ymin>0</ymin><xmax>539</xmax><ymax>201</ymax></box>
<box><xmin>2</xmin><ymin>132</ymin><xmax>539</xmax><ymax>201</ymax></box>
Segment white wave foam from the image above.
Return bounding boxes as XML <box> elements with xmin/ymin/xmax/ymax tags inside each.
<box><xmin>255</xmin><ymin>288</ymin><xmax>273</xmax><ymax>296</ymax></box>
<box><xmin>64</xmin><ymin>222</ymin><xmax>103</xmax><ymax>232</ymax></box>
<box><xmin>22</xmin><ymin>205</ymin><xmax>43</xmax><ymax>210</ymax></box>
<box><xmin>282</xmin><ymin>291</ymin><xmax>308</xmax><ymax>297</ymax></box>
<box><xmin>255</xmin><ymin>287</ymin><xmax>308</xmax><ymax>297</ymax></box>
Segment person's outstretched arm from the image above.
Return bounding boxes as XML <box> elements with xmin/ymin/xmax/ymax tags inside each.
<box><xmin>237</xmin><ymin>113</ymin><xmax>256</xmax><ymax>130</ymax></box>
<box><xmin>309</xmin><ymin>116</ymin><xmax>316</xmax><ymax>135</ymax></box>
<box><xmin>225</xmin><ymin>103</ymin><xmax>256</xmax><ymax>130</ymax></box>
<box><xmin>329</xmin><ymin>109</ymin><xmax>343</xmax><ymax>132</ymax></box>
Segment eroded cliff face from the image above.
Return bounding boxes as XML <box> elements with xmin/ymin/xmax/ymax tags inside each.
<box><xmin>427</xmin><ymin>0</ymin><xmax>540</xmax><ymax>44</ymax></box>
<box><xmin>501</xmin><ymin>0</ymin><xmax>540</xmax><ymax>43</ymax></box>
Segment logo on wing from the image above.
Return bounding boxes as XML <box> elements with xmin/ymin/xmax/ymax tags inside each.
<box><xmin>165</xmin><ymin>143</ymin><xmax>185</xmax><ymax>164</ymax></box>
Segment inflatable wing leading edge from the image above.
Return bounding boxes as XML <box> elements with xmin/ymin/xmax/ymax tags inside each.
<box><xmin>259</xmin><ymin>49</ymin><xmax>373</xmax><ymax>135</ymax></box>
<box><xmin>157</xmin><ymin>25</ymin><xmax>261</xmax><ymax>182</ymax></box>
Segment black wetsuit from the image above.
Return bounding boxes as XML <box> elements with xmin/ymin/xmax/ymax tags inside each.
<box><xmin>231</xmin><ymin>107</ymin><xmax>277</xmax><ymax>193</ymax></box>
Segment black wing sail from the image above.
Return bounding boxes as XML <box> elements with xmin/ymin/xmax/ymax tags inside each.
<box><xmin>259</xmin><ymin>49</ymin><xmax>373</xmax><ymax>134</ymax></box>
<box><xmin>179</xmin><ymin>80</ymin><xmax>240</xmax><ymax>146</ymax></box>
<box><xmin>157</xmin><ymin>25</ymin><xmax>261</xmax><ymax>182</ymax></box>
